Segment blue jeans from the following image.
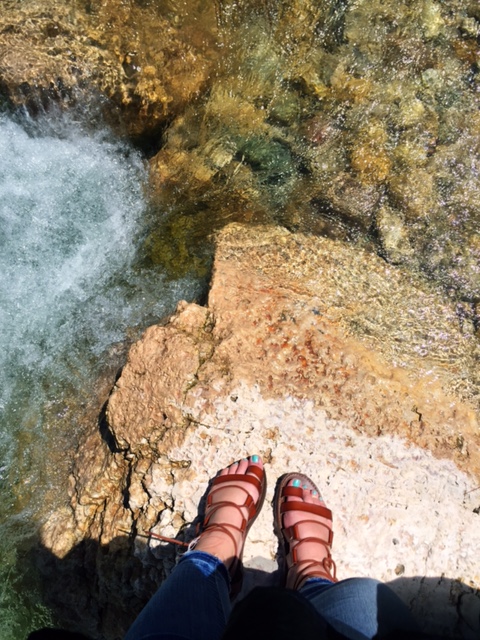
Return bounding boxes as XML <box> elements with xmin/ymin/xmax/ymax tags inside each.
<box><xmin>124</xmin><ymin>551</ymin><xmax>418</xmax><ymax>640</ymax></box>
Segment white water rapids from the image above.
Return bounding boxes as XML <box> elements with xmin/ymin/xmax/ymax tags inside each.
<box><xmin>0</xmin><ymin>113</ymin><xmax>200</xmax><ymax>638</ymax></box>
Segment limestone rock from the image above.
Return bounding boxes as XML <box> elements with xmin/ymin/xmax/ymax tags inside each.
<box><xmin>41</xmin><ymin>224</ymin><xmax>480</xmax><ymax>639</ymax></box>
<box><xmin>376</xmin><ymin>205</ymin><xmax>415</xmax><ymax>265</ymax></box>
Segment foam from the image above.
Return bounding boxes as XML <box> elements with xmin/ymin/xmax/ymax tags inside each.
<box><xmin>0</xmin><ymin>114</ymin><xmax>199</xmax><ymax>639</ymax></box>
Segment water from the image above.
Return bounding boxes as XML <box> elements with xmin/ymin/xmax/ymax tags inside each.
<box><xmin>0</xmin><ymin>113</ymin><xmax>201</xmax><ymax>638</ymax></box>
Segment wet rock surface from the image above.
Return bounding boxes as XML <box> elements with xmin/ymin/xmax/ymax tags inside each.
<box><xmin>40</xmin><ymin>224</ymin><xmax>480</xmax><ymax>639</ymax></box>
<box><xmin>1</xmin><ymin>0</ymin><xmax>478</xmax><ymax>296</ymax></box>
<box><xmin>0</xmin><ymin>0</ymin><xmax>218</xmax><ymax>139</ymax></box>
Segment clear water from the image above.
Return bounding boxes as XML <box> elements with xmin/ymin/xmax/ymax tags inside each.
<box><xmin>0</xmin><ymin>113</ymin><xmax>201</xmax><ymax>638</ymax></box>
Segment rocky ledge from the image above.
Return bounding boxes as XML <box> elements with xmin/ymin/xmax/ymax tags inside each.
<box><xmin>40</xmin><ymin>224</ymin><xmax>480</xmax><ymax>639</ymax></box>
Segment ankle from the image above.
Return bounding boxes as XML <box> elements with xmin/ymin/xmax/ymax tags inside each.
<box><xmin>288</xmin><ymin>556</ymin><xmax>337</xmax><ymax>589</ymax></box>
<box><xmin>192</xmin><ymin>524</ymin><xmax>238</xmax><ymax>567</ymax></box>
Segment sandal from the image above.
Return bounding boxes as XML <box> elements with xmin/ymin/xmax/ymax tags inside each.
<box><xmin>274</xmin><ymin>472</ymin><xmax>337</xmax><ymax>590</ymax></box>
<box><xmin>191</xmin><ymin>456</ymin><xmax>267</xmax><ymax>598</ymax></box>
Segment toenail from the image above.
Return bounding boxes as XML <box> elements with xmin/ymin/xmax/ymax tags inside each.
<box><xmin>251</xmin><ymin>455</ymin><xmax>259</xmax><ymax>463</ymax></box>
<box><xmin>312</xmin><ymin>490</ymin><xmax>318</xmax><ymax>497</ymax></box>
<box><xmin>292</xmin><ymin>479</ymin><xmax>301</xmax><ymax>487</ymax></box>
<box><xmin>303</xmin><ymin>484</ymin><xmax>309</xmax><ymax>489</ymax></box>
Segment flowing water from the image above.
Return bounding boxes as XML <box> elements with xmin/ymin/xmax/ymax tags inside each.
<box><xmin>0</xmin><ymin>113</ymin><xmax>202</xmax><ymax>638</ymax></box>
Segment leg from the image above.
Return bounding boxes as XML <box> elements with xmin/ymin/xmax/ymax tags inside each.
<box><xmin>300</xmin><ymin>577</ymin><xmax>419</xmax><ymax>640</ymax></box>
<box><xmin>125</xmin><ymin>456</ymin><xmax>266</xmax><ymax>640</ymax></box>
<box><xmin>124</xmin><ymin>551</ymin><xmax>231</xmax><ymax>640</ymax></box>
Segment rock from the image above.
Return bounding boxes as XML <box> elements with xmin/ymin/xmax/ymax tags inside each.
<box><xmin>0</xmin><ymin>0</ymin><xmax>218</xmax><ymax>139</ymax></box>
<box><xmin>349</xmin><ymin>121</ymin><xmax>392</xmax><ymax>186</ymax></box>
<box><xmin>3</xmin><ymin>0</ymin><xmax>477</xmax><ymax>299</ymax></box>
<box><xmin>312</xmin><ymin>172</ymin><xmax>382</xmax><ymax>231</ymax></box>
<box><xmin>41</xmin><ymin>224</ymin><xmax>480</xmax><ymax>639</ymax></box>
<box><xmin>421</xmin><ymin>1</ymin><xmax>446</xmax><ymax>40</ymax></box>
<box><xmin>143</xmin><ymin>0</ymin><xmax>480</xmax><ymax>301</ymax></box>
<box><xmin>388</xmin><ymin>169</ymin><xmax>438</xmax><ymax>221</ymax></box>
<box><xmin>376</xmin><ymin>205</ymin><xmax>415</xmax><ymax>265</ymax></box>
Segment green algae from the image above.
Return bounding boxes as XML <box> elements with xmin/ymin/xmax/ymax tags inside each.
<box><xmin>142</xmin><ymin>210</ymin><xmax>214</xmax><ymax>280</ymax></box>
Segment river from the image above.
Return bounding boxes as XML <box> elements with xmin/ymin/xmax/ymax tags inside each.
<box><xmin>0</xmin><ymin>112</ymin><xmax>202</xmax><ymax>637</ymax></box>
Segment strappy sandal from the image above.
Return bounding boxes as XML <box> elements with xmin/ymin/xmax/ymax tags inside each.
<box><xmin>190</xmin><ymin>457</ymin><xmax>267</xmax><ymax>598</ymax></box>
<box><xmin>274</xmin><ymin>472</ymin><xmax>337</xmax><ymax>590</ymax></box>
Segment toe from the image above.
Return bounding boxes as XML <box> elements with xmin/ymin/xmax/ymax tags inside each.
<box><xmin>311</xmin><ymin>488</ymin><xmax>324</xmax><ymax>504</ymax></box>
<box><xmin>226</xmin><ymin>456</ymin><xmax>263</xmax><ymax>477</ymax></box>
<box><xmin>230</xmin><ymin>461</ymin><xmax>242</xmax><ymax>475</ymax></box>
<box><xmin>247</xmin><ymin>454</ymin><xmax>263</xmax><ymax>473</ymax></box>
<box><xmin>287</xmin><ymin>477</ymin><xmax>311</xmax><ymax>501</ymax></box>
<box><xmin>220</xmin><ymin>462</ymin><xmax>238</xmax><ymax>477</ymax></box>
<box><xmin>284</xmin><ymin>476</ymin><xmax>326</xmax><ymax>508</ymax></box>
<box><xmin>285</xmin><ymin>477</ymin><xmax>301</xmax><ymax>501</ymax></box>
<box><xmin>303</xmin><ymin>486</ymin><xmax>318</xmax><ymax>504</ymax></box>
<box><xmin>235</xmin><ymin>458</ymin><xmax>249</xmax><ymax>475</ymax></box>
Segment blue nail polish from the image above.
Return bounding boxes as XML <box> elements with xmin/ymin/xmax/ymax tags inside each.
<box><xmin>303</xmin><ymin>484</ymin><xmax>309</xmax><ymax>489</ymax></box>
<box><xmin>312</xmin><ymin>490</ymin><xmax>318</xmax><ymax>497</ymax></box>
<box><xmin>251</xmin><ymin>455</ymin><xmax>259</xmax><ymax>463</ymax></box>
<box><xmin>292</xmin><ymin>479</ymin><xmax>301</xmax><ymax>487</ymax></box>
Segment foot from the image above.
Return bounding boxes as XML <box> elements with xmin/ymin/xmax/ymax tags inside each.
<box><xmin>193</xmin><ymin>456</ymin><xmax>266</xmax><ymax>574</ymax></box>
<box><xmin>275</xmin><ymin>473</ymin><xmax>336</xmax><ymax>590</ymax></box>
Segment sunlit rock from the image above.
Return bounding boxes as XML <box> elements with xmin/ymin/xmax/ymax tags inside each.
<box><xmin>376</xmin><ymin>205</ymin><xmax>415</xmax><ymax>265</ymax></box>
<box><xmin>0</xmin><ymin>0</ymin><xmax>218</xmax><ymax>138</ymax></box>
<box><xmin>41</xmin><ymin>224</ymin><xmax>480</xmax><ymax>639</ymax></box>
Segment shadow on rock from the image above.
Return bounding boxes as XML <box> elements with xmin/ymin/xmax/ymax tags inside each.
<box><xmin>28</xmin><ymin>533</ymin><xmax>479</xmax><ymax>640</ymax></box>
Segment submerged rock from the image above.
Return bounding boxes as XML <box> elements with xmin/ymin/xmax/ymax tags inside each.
<box><xmin>40</xmin><ymin>224</ymin><xmax>480</xmax><ymax>639</ymax></box>
<box><xmin>376</xmin><ymin>205</ymin><xmax>415</xmax><ymax>265</ymax></box>
<box><xmin>1</xmin><ymin>0</ymin><xmax>478</xmax><ymax>298</ymax></box>
<box><xmin>145</xmin><ymin>0</ymin><xmax>480</xmax><ymax>300</ymax></box>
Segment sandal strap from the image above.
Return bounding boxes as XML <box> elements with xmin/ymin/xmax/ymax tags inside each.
<box><xmin>287</xmin><ymin>557</ymin><xmax>337</xmax><ymax>590</ymax></box>
<box><xmin>191</xmin><ymin>521</ymin><xmax>243</xmax><ymax>557</ymax></box>
<box><xmin>204</xmin><ymin>470</ymin><xmax>266</xmax><ymax>529</ymax></box>
<box><xmin>280</xmin><ymin>500</ymin><xmax>333</xmax><ymax>521</ymax></box>
<box><xmin>283</xmin><ymin>516</ymin><xmax>335</xmax><ymax>583</ymax></box>
<box><xmin>203</xmin><ymin>499</ymin><xmax>249</xmax><ymax>534</ymax></box>
<box><xmin>207</xmin><ymin>485</ymin><xmax>257</xmax><ymax>520</ymax></box>
<box><xmin>284</xmin><ymin>521</ymin><xmax>334</xmax><ymax>547</ymax></box>
<box><xmin>274</xmin><ymin>472</ymin><xmax>337</xmax><ymax>589</ymax></box>
<box><xmin>194</xmin><ymin>461</ymin><xmax>267</xmax><ymax>598</ymax></box>
<box><xmin>211</xmin><ymin>469</ymin><xmax>264</xmax><ymax>488</ymax></box>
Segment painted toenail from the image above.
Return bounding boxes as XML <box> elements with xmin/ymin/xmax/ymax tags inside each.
<box><xmin>251</xmin><ymin>455</ymin><xmax>259</xmax><ymax>463</ymax></box>
<box><xmin>312</xmin><ymin>490</ymin><xmax>318</xmax><ymax>497</ymax></box>
<box><xmin>303</xmin><ymin>484</ymin><xmax>309</xmax><ymax>489</ymax></box>
<box><xmin>292</xmin><ymin>479</ymin><xmax>301</xmax><ymax>487</ymax></box>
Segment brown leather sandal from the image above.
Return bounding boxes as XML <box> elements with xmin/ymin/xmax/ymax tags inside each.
<box><xmin>190</xmin><ymin>457</ymin><xmax>267</xmax><ymax>598</ymax></box>
<box><xmin>274</xmin><ymin>472</ymin><xmax>337</xmax><ymax>590</ymax></box>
